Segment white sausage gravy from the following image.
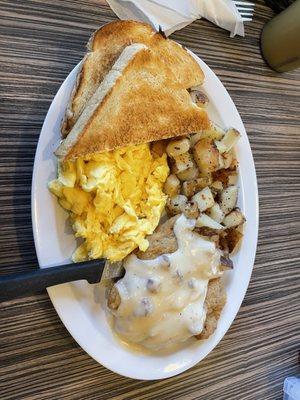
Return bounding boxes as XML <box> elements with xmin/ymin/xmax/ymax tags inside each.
<box><xmin>109</xmin><ymin>214</ymin><xmax>223</xmax><ymax>351</ymax></box>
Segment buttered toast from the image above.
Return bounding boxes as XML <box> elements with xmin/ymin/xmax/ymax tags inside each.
<box><xmin>56</xmin><ymin>44</ymin><xmax>209</xmax><ymax>161</ymax></box>
<box><xmin>61</xmin><ymin>20</ymin><xmax>204</xmax><ymax>137</ymax></box>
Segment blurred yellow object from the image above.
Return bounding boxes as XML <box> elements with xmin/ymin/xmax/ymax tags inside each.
<box><xmin>48</xmin><ymin>144</ymin><xmax>169</xmax><ymax>262</ymax></box>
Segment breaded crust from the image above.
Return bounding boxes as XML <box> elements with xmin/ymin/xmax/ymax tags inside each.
<box><xmin>195</xmin><ymin>278</ymin><xmax>226</xmax><ymax>340</ymax></box>
<box><xmin>136</xmin><ymin>215</ymin><xmax>179</xmax><ymax>259</ymax></box>
<box><xmin>62</xmin><ymin>20</ymin><xmax>204</xmax><ymax>136</ymax></box>
<box><xmin>55</xmin><ymin>45</ymin><xmax>210</xmax><ymax>161</ymax></box>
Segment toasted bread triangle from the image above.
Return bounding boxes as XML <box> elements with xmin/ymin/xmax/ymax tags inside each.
<box><xmin>55</xmin><ymin>44</ymin><xmax>209</xmax><ymax>161</ymax></box>
<box><xmin>61</xmin><ymin>20</ymin><xmax>204</xmax><ymax>136</ymax></box>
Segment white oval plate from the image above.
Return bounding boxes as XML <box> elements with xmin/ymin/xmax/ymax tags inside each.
<box><xmin>31</xmin><ymin>51</ymin><xmax>258</xmax><ymax>380</ymax></box>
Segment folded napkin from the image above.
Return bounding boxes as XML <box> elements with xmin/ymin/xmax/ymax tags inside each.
<box><xmin>107</xmin><ymin>0</ymin><xmax>244</xmax><ymax>37</ymax></box>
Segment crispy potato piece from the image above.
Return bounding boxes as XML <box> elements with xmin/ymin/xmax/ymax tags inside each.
<box><xmin>215</xmin><ymin>128</ymin><xmax>240</xmax><ymax>154</ymax></box>
<box><xmin>172</xmin><ymin>153</ymin><xmax>194</xmax><ymax>174</ymax></box>
<box><xmin>182</xmin><ymin>201</ymin><xmax>199</xmax><ymax>219</ymax></box>
<box><xmin>189</xmin><ymin>120</ymin><xmax>226</xmax><ymax>149</ymax></box>
<box><xmin>219</xmin><ymin>186</ymin><xmax>238</xmax><ymax>215</ymax></box>
<box><xmin>177</xmin><ymin>166</ymin><xmax>199</xmax><ymax>181</ymax></box>
<box><xmin>210</xmin><ymin>180</ymin><xmax>223</xmax><ymax>198</ymax></box>
<box><xmin>193</xmin><ymin>138</ymin><xmax>220</xmax><ymax>173</ymax></box>
<box><xmin>219</xmin><ymin>231</ymin><xmax>229</xmax><ymax>255</ymax></box>
<box><xmin>196</xmin><ymin>213</ymin><xmax>223</xmax><ymax>230</ymax></box>
<box><xmin>207</xmin><ymin>203</ymin><xmax>225</xmax><ymax>223</ymax></box>
<box><xmin>166</xmin><ymin>138</ymin><xmax>190</xmax><ymax>157</ymax></box>
<box><xmin>201</xmin><ymin>122</ymin><xmax>225</xmax><ymax>141</ymax></box>
<box><xmin>192</xmin><ymin>186</ymin><xmax>215</xmax><ymax>212</ymax></box>
<box><xmin>194</xmin><ymin>226</ymin><xmax>219</xmax><ymax>237</ymax></box>
<box><xmin>194</xmin><ymin>226</ymin><xmax>220</xmax><ymax>247</ymax></box>
<box><xmin>166</xmin><ymin>194</ymin><xmax>188</xmax><ymax>216</ymax></box>
<box><xmin>226</xmin><ymin>228</ymin><xmax>243</xmax><ymax>254</ymax></box>
<box><xmin>182</xmin><ymin>175</ymin><xmax>212</xmax><ymax>198</ymax></box>
<box><xmin>163</xmin><ymin>174</ymin><xmax>180</xmax><ymax>197</ymax></box>
<box><xmin>223</xmin><ymin>208</ymin><xmax>245</xmax><ymax>228</ymax></box>
<box><xmin>212</xmin><ymin>168</ymin><xmax>237</xmax><ymax>187</ymax></box>
<box><xmin>212</xmin><ymin>169</ymin><xmax>230</xmax><ymax>187</ymax></box>
<box><xmin>190</xmin><ymin>132</ymin><xmax>202</xmax><ymax>146</ymax></box>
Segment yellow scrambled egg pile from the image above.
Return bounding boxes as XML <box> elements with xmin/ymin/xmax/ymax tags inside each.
<box><xmin>48</xmin><ymin>144</ymin><xmax>169</xmax><ymax>262</ymax></box>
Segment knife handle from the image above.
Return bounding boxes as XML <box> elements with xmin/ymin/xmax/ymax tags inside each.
<box><xmin>0</xmin><ymin>259</ymin><xmax>105</xmax><ymax>302</ymax></box>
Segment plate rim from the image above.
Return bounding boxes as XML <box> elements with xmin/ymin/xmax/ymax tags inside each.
<box><xmin>31</xmin><ymin>50</ymin><xmax>259</xmax><ymax>380</ymax></box>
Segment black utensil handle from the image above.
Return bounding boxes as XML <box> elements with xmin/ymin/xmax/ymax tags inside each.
<box><xmin>0</xmin><ymin>259</ymin><xmax>106</xmax><ymax>302</ymax></box>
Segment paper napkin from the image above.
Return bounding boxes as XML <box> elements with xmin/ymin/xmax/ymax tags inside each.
<box><xmin>107</xmin><ymin>0</ymin><xmax>244</xmax><ymax>37</ymax></box>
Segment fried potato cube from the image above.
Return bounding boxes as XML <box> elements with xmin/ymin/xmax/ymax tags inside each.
<box><xmin>172</xmin><ymin>152</ymin><xmax>194</xmax><ymax>174</ymax></box>
<box><xmin>166</xmin><ymin>138</ymin><xmax>190</xmax><ymax>158</ymax></box>
<box><xmin>166</xmin><ymin>194</ymin><xmax>188</xmax><ymax>216</ymax></box>
<box><xmin>215</xmin><ymin>128</ymin><xmax>240</xmax><ymax>154</ymax></box>
<box><xmin>223</xmin><ymin>208</ymin><xmax>245</xmax><ymax>228</ymax></box>
<box><xmin>163</xmin><ymin>174</ymin><xmax>180</xmax><ymax>197</ymax></box>
<box><xmin>192</xmin><ymin>186</ymin><xmax>215</xmax><ymax>212</ymax></box>
<box><xmin>193</xmin><ymin>138</ymin><xmax>220</xmax><ymax>173</ymax></box>
<box><xmin>210</xmin><ymin>180</ymin><xmax>223</xmax><ymax>196</ymax></box>
<box><xmin>217</xmin><ymin>165</ymin><xmax>238</xmax><ymax>185</ymax></box>
<box><xmin>207</xmin><ymin>203</ymin><xmax>225</xmax><ymax>223</ymax></box>
<box><xmin>201</xmin><ymin>121</ymin><xmax>225</xmax><ymax>141</ymax></box>
<box><xmin>226</xmin><ymin>228</ymin><xmax>243</xmax><ymax>254</ymax></box>
<box><xmin>182</xmin><ymin>175</ymin><xmax>212</xmax><ymax>198</ymax></box>
<box><xmin>196</xmin><ymin>213</ymin><xmax>223</xmax><ymax>230</ymax></box>
<box><xmin>219</xmin><ymin>185</ymin><xmax>238</xmax><ymax>215</ymax></box>
<box><xmin>182</xmin><ymin>201</ymin><xmax>199</xmax><ymax>219</ymax></box>
<box><xmin>190</xmin><ymin>132</ymin><xmax>203</xmax><ymax>146</ymax></box>
<box><xmin>212</xmin><ymin>168</ymin><xmax>237</xmax><ymax>187</ymax></box>
<box><xmin>177</xmin><ymin>166</ymin><xmax>199</xmax><ymax>181</ymax></box>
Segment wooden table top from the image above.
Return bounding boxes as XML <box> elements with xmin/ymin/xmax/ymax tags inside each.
<box><xmin>1</xmin><ymin>0</ymin><xmax>299</xmax><ymax>399</ymax></box>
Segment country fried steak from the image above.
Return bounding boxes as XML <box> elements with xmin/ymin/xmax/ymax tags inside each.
<box><xmin>108</xmin><ymin>215</ymin><xmax>228</xmax><ymax>340</ymax></box>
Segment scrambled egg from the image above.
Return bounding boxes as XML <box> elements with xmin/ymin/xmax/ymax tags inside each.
<box><xmin>48</xmin><ymin>144</ymin><xmax>169</xmax><ymax>262</ymax></box>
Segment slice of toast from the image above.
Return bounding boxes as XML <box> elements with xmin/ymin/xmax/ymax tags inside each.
<box><xmin>61</xmin><ymin>20</ymin><xmax>204</xmax><ymax>136</ymax></box>
<box><xmin>55</xmin><ymin>43</ymin><xmax>209</xmax><ymax>161</ymax></box>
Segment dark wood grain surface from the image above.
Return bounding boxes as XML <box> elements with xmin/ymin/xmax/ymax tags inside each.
<box><xmin>0</xmin><ymin>1</ymin><xmax>299</xmax><ymax>398</ymax></box>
